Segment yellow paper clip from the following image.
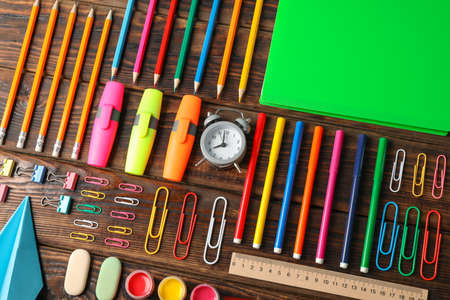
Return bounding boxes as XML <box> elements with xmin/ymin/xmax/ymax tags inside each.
<box><xmin>145</xmin><ymin>186</ymin><xmax>169</xmax><ymax>255</ymax></box>
<box><xmin>0</xmin><ymin>159</ymin><xmax>15</xmax><ymax>177</ymax></box>
<box><xmin>69</xmin><ymin>232</ymin><xmax>95</xmax><ymax>242</ymax></box>
<box><xmin>412</xmin><ymin>153</ymin><xmax>427</xmax><ymax>197</ymax></box>
<box><xmin>107</xmin><ymin>225</ymin><xmax>132</xmax><ymax>235</ymax></box>
<box><xmin>81</xmin><ymin>189</ymin><xmax>106</xmax><ymax>200</ymax></box>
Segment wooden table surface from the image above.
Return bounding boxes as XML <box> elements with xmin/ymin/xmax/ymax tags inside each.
<box><xmin>0</xmin><ymin>0</ymin><xmax>448</xmax><ymax>299</ymax></box>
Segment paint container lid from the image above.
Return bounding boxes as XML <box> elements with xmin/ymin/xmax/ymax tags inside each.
<box><xmin>190</xmin><ymin>284</ymin><xmax>220</xmax><ymax>300</ymax></box>
<box><xmin>158</xmin><ymin>276</ymin><xmax>187</xmax><ymax>300</ymax></box>
<box><xmin>125</xmin><ymin>270</ymin><xmax>155</xmax><ymax>299</ymax></box>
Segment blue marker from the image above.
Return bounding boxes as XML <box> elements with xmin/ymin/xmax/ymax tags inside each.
<box><xmin>111</xmin><ymin>0</ymin><xmax>135</xmax><ymax>80</ymax></box>
<box><xmin>193</xmin><ymin>0</ymin><xmax>221</xmax><ymax>94</ymax></box>
<box><xmin>339</xmin><ymin>134</ymin><xmax>367</xmax><ymax>269</ymax></box>
<box><xmin>274</xmin><ymin>121</ymin><xmax>304</xmax><ymax>254</ymax></box>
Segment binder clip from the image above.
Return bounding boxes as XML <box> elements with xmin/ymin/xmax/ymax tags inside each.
<box><xmin>375</xmin><ymin>201</ymin><xmax>400</xmax><ymax>271</ymax></box>
<box><xmin>40</xmin><ymin>195</ymin><xmax>72</xmax><ymax>214</ymax></box>
<box><xmin>145</xmin><ymin>186</ymin><xmax>169</xmax><ymax>255</ymax></box>
<box><xmin>412</xmin><ymin>153</ymin><xmax>426</xmax><ymax>197</ymax></box>
<box><xmin>0</xmin><ymin>159</ymin><xmax>15</xmax><ymax>177</ymax></box>
<box><xmin>0</xmin><ymin>184</ymin><xmax>8</xmax><ymax>203</ymax></box>
<box><xmin>47</xmin><ymin>170</ymin><xmax>79</xmax><ymax>191</ymax></box>
<box><xmin>16</xmin><ymin>165</ymin><xmax>47</xmax><ymax>184</ymax></box>
<box><xmin>399</xmin><ymin>206</ymin><xmax>420</xmax><ymax>277</ymax></box>
<box><xmin>173</xmin><ymin>192</ymin><xmax>198</xmax><ymax>260</ymax></box>
<box><xmin>204</xmin><ymin>196</ymin><xmax>228</xmax><ymax>265</ymax></box>
<box><xmin>420</xmin><ymin>210</ymin><xmax>442</xmax><ymax>281</ymax></box>
<box><xmin>389</xmin><ymin>149</ymin><xmax>406</xmax><ymax>193</ymax></box>
<box><xmin>432</xmin><ymin>155</ymin><xmax>446</xmax><ymax>199</ymax></box>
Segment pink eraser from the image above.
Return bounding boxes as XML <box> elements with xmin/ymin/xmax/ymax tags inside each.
<box><xmin>88</xmin><ymin>81</ymin><xmax>124</xmax><ymax>168</ymax></box>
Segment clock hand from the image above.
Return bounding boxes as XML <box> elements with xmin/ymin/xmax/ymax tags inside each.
<box><xmin>213</xmin><ymin>142</ymin><xmax>227</xmax><ymax>149</ymax></box>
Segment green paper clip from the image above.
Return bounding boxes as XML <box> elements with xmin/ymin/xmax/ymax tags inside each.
<box><xmin>0</xmin><ymin>159</ymin><xmax>15</xmax><ymax>177</ymax></box>
<box><xmin>76</xmin><ymin>204</ymin><xmax>102</xmax><ymax>215</ymax></box>
<box><xmin>399</xmin><ymin>206</ymin><xmax>421</xmax><ymax>276</ymax></box>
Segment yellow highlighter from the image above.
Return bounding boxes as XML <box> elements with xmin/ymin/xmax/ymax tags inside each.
<box><xmin>125</xmin><ymin>89</ymin><xmax>162</xmax><ymax>176</ymax></box>
<box><xmin>253</xmin><ymin>117</ymin><xmax>286</xmax><ymax>249</ymax></box>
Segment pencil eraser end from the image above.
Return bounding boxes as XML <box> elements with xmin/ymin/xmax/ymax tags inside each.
<box><xmin>233</xmin><ymin>238</ymin><xmax>242</xmax><ymax>244</ymax></box>
<box><xmin>293</xmin><ymin>253</ymin><xmax>301</xmax><ymax>260</ymax></box>
<box><xmin>252</xmin><ymin>243</ymin><xmax>261</xmax><ymax>249</ymax></box>
<box><xmin>340</xmin><ymin>262</ymin><xmax>349</xmax><ymax>269</ymax></box>
<box><xmin>360</xmin><ymin>267</ymin><xmax>369</xmax><ymax>273</ymax></box>
<box><xmin>315</xmin><ymin>258</ymin><xmax>324</xmax><ymax>264</ymax></box>
<box><xmin>274</xmin><ymin>248</ymin><xmax>282</xmax><ymax>254</ymax></box>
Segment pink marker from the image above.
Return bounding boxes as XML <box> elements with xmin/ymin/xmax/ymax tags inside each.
<box><xmin>87</xmin><ymin>81</ymin><xmax>124</xmax><ymax>168</ymax></box>
<box><xmin>316</xmin><ymin>130</ymin><xmax>344</xmax><ymax>264</ymax></box>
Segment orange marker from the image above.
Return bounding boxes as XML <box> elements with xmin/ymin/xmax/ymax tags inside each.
<box><xmin>163</xmin><ymin>95</ymin><xmax>201</xmax><ymax>182</ymax></box>
<box><xmin>35</xmin><ymin>2</ymin><xmax>78</xmax><ymax>152</ymax></box>
<box><xmin>17</xmin><ymin>0</ymin><xmax>59</xmax><ymax>149</ymax></box>
<box><xmin>293</xmin><ymin>126</ymin><xmax>323</xmax><ymax>259</ymax></box>
<box><xmin>72</xmin><ymin>9</ymin><xmax>112</xmax><ymax>160</ymax></box>
<box><xmin>0</xmin><ymin>0</ymin><xmax>40</xmax><ymax>144</ymax></box>
<box><xmin>52</xmin><ymin>8</ymin><xmax>94</xmax><ymax>157</ymax></box>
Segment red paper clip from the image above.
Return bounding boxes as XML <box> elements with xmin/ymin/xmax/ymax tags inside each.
<box><xmin>119</xmin><ymin>182</ymin><xmax>143</xmax><ymax>193</ymax></box>
<box><xmin>173</xmin><ymin>192</ymin><xmax>198</xmax><ymax>260</ymax></box>
<box><xmin>420</xmin><ymin>210</ymin><xmax>442</xmax><ymax>281</ymax></box>
<box><xmin>0</xmin><ymin>184</ymin><xmax>8</xmax><ymax>202</ymax></box>
<box><xmin>432</xmin><ymin>155</ymin><xmax>446</xmax><ymax>199</ymax></box>
<box><xmin>110</xmin><ymin>210</ymin><xmax>136</xmax><ymax>221</ymax></box>
<box><xmin>104</xmin><ymin>237</ymin><xmax>130</xmax><ymax>248</ymax></box>
<box><xmin>84</xmin><ymin>176</ymin><xmax>110</xmax><ymax>186</ymax></box>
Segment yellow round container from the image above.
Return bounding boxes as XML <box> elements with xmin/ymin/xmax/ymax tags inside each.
<box><xmin>157</xmin><ymin>276</ymin><xmax>187</xmax><ymax>300</ymax></box>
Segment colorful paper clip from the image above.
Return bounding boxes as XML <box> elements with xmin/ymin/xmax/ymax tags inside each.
<box><xmin>0</xmin><ymin>159</ymin><xmax>15</xmax><ymax>177</ymax></box>
<box><xmin>432</xmin><ymin>155</ymin><xmax>446</xmax><ymax>199</ymax></box>
<box><xmin>389</xmin><ymin>149</ymin><xmax>406</xmax><ymax>193</ymax></box>
<box><xmin>70</xmin><ymin>232</ymin><xmax>95</xmax><ymax>242</ymax></box>
<box><xmin>420</xmin><ymin>210</ymin><xmax>442</xmax><ymax>281</ymax></box>
<box><xmin>145</xmin><ymin>186</ymin><xmax>169</xmax><ymax>255</ymax></box>
<box><xmin>47</xmin><ymin>171</ymin><xmax>79</xmax><ymax>191</ymax></box>
<box><xmin>398</xmin><ymin>206</ymin><xmax>420</xmax><ymax>276</ymax></box>
<box><xmin>173</xmin><ymin>192</ymin><xmax>198</xmax><ymax>260</ymax></box>
<box><xmin>16</xmin><ymin>165</ymin><xmax>47</xmax><ymax>184</ymax></box>
<box><xmin>76</xmin><ymin>204</ymin><xmax>102</xmax><ymax>215</ymax></box>
<box><xmin>41</xmin><ymin>195</ymin><xmax>72</xmax><ymax>214</ymax></box>
<box><xmin>84</xmin><ymin>176</ymin><xmax>110</xmax><ymax>186</ymax></box>
<box><xmin>74</xmin><ymin>219</ymin><xmax>99</xmax><ymax>229</ymax></box>
<box><xmin>0</xmin><ymin>184</ymin><xmax>8</xmax><ymax>203</ymax></box>
<box><xmin>110</xmin><ymin>210</ymin><xmax>136</xmax><ymax>221</ymax></box>
<box><xmin>119</xmin><ymin>182</ymin><xmax>143</xmax><ymax>193</ymax></box>
<box><xmin>105</xmin><ymin>237</ymin><xmax>130</xmax><ymax>248</ymax></box>
<box><xmin>376</xmin><ymin>201</ymin><xmax>400</xmax><ymax>271</ymax></box>
<box><xmin>107</xmin><ymin>225</ymin><xmax>133</xmax><ymax>235</ymax></box>
<box><xmin>203</xmin><ymin>196</ymin><xmax>228</xmax><ymax>265</ymax></box>
<box><xmin>412</xmin><ymin>153</ymin><xmax>427</xmax><ymax>197</ymax></box>
<box><xmin>81</xmin><ymin>189</ymin><xmax>106</xmax><ymax>200</ymax></box>
<box><xmin>114</xmin><ymin>196</ymin><xmax>139</xmax><ymax>206</ymax></box>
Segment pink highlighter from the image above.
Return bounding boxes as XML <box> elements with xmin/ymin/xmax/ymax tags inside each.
<box><xmin>88</xmin><ymin>81</ymin><xmax>124</xmax><ymax>168</ymax></box>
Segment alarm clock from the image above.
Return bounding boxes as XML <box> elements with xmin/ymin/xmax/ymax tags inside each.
<box><xmin>196</xmin><ymin>108</ymin><xmax>251</xmax><ymax>173</ymax></box>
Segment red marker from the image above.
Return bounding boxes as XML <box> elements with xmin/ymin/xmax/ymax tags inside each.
<box><xmin>233</xmin><ymin>113</ymin><xmax>266</xmax><ymax>244</ymax></box>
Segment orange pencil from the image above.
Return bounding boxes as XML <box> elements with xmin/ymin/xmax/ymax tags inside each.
<box><xmin>0</xmin><ymin>0</ymin><xmax>40</xmax><ymax>144</ymax></box>
<box><xmin>52</xmin><ymin>8</ymin><xmax>94</xmax><ymax>157</ymax></box>
<box><xmin>17</xmin><ymin>0</ymin><xmax>59</xmax><ymax>149</ymax></box>
<box><xmin>293</xmin><ymin>126</ymin><xmax>323</xmax><ymax>259</ymax></box>
<box><xmin>71</xmin><ymin>9</ymin><xmax>112</xmax><ymax>160</ymax></box>
<box><xmin>35</xmin><ymin>2</ymin><xmax>78</xmax><ymax>152</ymax></box>
<box><xmin>216</xmin><ymin>0</ymin><xmax>242</xmax><ymax>98</ymax></box>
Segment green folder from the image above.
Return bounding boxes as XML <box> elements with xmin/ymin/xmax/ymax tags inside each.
<box><xmin>260</xmin><ymin>0</ymin><xmax>450</xmax><ymax>135</ymax></box>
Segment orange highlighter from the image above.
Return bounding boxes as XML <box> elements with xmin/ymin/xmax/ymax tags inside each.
<box><xmin>163</xmin><ymin>95</ymin><xmax>201</xmax><ymax>182</ymax></box>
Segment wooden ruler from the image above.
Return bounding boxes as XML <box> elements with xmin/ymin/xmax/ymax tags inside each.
<box><xmin>229</xmin><ymin>253</ymin><xmax>428</xmax><ymax>300</ymax></box>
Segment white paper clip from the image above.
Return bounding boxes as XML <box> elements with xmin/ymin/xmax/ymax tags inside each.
<box><xmin>203</xmin><ymin>196</ymin><xmax>228</xmax><ymax>265</ymax></box>
<box><xmin>114</xmin><ymin>196</ymin><xmax>140</xmax><ymax>206</ymax></box>
<box><xmin>389</xmin><ymin>149</ymin><xmax>406</xmax><ymax>193</ymax></box>
<box><xmin>74</xmin><ymin>219</ymin><xmax>99</xmax><ymax>229</ymax></box>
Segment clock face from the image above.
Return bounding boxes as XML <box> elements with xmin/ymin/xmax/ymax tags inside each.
<box><xmin>200</xmin><ymin>121</ymin><xmax>247</xmax><ymax>167</ymax></box>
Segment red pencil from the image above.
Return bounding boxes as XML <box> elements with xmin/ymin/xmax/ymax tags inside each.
<box><xmin>154</xmin><ymin>0</ymin><xmax>178</xmax><ymax>86</ymax></box>
<box><xmin>233</xmin><ymin>113</ymin><xmax>266</xmax><ymax>244</ymax></box>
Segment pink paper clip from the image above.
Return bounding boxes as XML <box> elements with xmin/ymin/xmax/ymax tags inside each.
<box><xmin>110</xmin><ymin>210</ymin><xmax>136</xmax><ymax>221</ymax></box>
<box><xmin>0</xmin><ymin>184</ymin><xmax>8</xmax><ymax>202</ymax></box>
<box><xmin>173</xmin><ymin>192</ymin><xmax>198</xmax><ymax>260</ymax></box>
<box><xmin>104</xmin><ymin>237</ymin><xmax>130</xmax><ymax>248</ymax></box>
<box><xmin>119</xmin><ymin>182</ymin><xmax>143</xmax><ymax>193</ymax></box>
<box><xmin>432</xmin><ymin>155</ymin><xmax>446</xmax><ymax>199</ymax></box>
<box><xmin>84</xmin><ymin>176</ymin><xmax>110</xmax><ymax>186</ymax></box>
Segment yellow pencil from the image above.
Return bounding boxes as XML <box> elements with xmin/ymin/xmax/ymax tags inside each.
<box><xmin>35</xmin><ymin>2</ymin><xmax>78</xmax><ymax>152</ymax></box>
<box><xmin>0</xmin><ymin>0</ymin><xmax>40</xmax><ymax>144</ymax></box>
<box><xmin>52</xmin><ymin>8</ymin><xmax>94</xmax><ymax>158</ymax></box>
<box><xmin>238</xmin><ymin>0</ymin><xmax>264</xmax><ymax>103</ymax></box>
<box><xmin>253</xmin><ymin>117</ymin><xmax>285</xmax><ymax>249</ymax></box>
<box><xmin>17</xmin><ymin>0</ymin><xmax>59</xmax><ymax>149</ymax></box>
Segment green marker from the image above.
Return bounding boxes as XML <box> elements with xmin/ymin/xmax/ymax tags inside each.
<box><xmin>361</xmin><ymin>137</ymin><xmax>387</xmax><ymax>273</ymax></box>
<box><xmin>174</xmin><ymin>0</ymin><xmax>199</xmax><ymax>92</ymax></box>
<box><xmin>125</xmin><ymin>89</ymin><xmax>162</xmax><ymax>176</ymax></box>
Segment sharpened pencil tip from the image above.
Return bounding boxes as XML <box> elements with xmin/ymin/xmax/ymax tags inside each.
<box><xmin>111</xmin><ymin>67</ymin><xmax>117</xmax><ymax>81</ymax></box>
<box><xmin>106</xmin><ymin>9</ymin><xmax>113</xmax><ymax>20</ymax></box>
<box><xmin>88</xmin><ymin>7</ymin><xmax>94</xmax><ymax>17</ymax></box>
<box><xmin>194</xmin><ymin>82</ymin><xmax>200</xmax><ymax>95</ymax></box>
<box><xmin>52</xmin><ymin>0</ymin><xmax>59</xmax><ymax>9</ymax></box>
<box><xmin>71</xmin><ymin>2</ymin><xmax>77</xmax><ymax>13</ymax></box>
<box><xmin>132</xmin><ymin>72</ymin><xmax>138</xmax><ymax>84</ymax></box>
<box><xmin>238</xmin><ymin>89</ymin><xmax>245</xmax><ymax>103</ymax></box>
<box><xmin>174</xmin><ymin>78</ymin><xmax>180</xmax><ymax>93</ymax></box>
<box><xmin>217</xmin><ymin>85</ymin><xmax>223</xmax><ymax>99</ymax></box>
<box><xmin>153</xmin><ymin>74</ymin><xmax>160</xmax><ymax>87</ymax></box>
<box><xmin>34</xmin><ymin>0</ymin><xmax>40</xmax><ymax>7</ymax></box>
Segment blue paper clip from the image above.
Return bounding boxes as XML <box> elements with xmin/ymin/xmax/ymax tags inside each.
<box><xmin>41</xmin><ymin>195</ymin><xmax>72</xmax><ymax>214</ymax></box>
<box><xmin>376</xmin><ymin>201</ymin><xmax>400</xmax><ymax>271</ymax></box>
<box><xmin>16</xmin><ymin>165</ymin><xmax>47</xmax><ymax>184</ymax></box>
